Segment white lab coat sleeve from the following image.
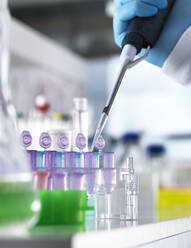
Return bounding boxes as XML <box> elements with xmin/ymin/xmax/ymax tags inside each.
<box><xmin>162</xmin><ymin>27</ymin><xmax>191</xmax><ymax>86</ymax></box>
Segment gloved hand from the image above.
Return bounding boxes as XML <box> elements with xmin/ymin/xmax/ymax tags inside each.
<box><xmin>113</xmin><ymin>0</ymin><xmax>191</xmax><ymax>67</ymax></box>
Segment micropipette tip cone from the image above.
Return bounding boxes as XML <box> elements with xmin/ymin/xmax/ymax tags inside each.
<box><xmin>90</xmin><ymin>129</ymin><xmax>100</xmax><ymax>152</ymax></box>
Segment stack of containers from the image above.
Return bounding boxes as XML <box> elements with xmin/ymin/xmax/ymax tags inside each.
<box><xmin>20</xmin><ymin>98</ymin><xmax>139</xmax><ymax>227</ymax></box>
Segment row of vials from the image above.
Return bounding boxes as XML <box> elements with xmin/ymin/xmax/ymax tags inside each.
<box><xmin>20</xmin><ymin>130</ymin><xmax>139</xmax><ymax>220</ymax></box>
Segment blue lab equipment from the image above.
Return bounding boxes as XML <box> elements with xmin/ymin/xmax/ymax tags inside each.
<box><xmin>114</xmin><ymin>0</ymin><xmax>191</xmax><ymax>67</ymax></box>
<box><xmin>113</xmin><ymin>0</ymin><xmax>168</xmax><ymax>47</ymax></box>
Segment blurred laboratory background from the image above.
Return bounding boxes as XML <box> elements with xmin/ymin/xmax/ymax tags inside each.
<box><xmin>9</xmin><ymin>0</ymin><xmax>191</xmax><ymax>158</ymax></box>
<box><xmin>8</xmin><ymin>0</ymin><xmax>191</xmax><ymax>224</ymax></box>
<box><xmin>0</xmin><ymin>0</ymin><xmax>191</xmax><ymax>244</ymax></box>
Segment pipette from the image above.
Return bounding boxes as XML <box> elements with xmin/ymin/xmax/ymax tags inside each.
<box><xmin>91</xmin><ymin>0</ymin><xmax>175</xmax><ymax>151</ymax></box>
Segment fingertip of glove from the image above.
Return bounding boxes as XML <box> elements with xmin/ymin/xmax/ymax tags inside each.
<box><xmin>136</xmin><ymin>2</ymin><xmax>158</xmax><ymax>17</ymax></box>
<box><xmin>160</xmin><ymin>0</ymin><xmax>168</xmax><ymax>9</ymax></box>
<box><xmin>114</xmin><ymin>32</ymin><xmax>126</xmax><ymax>48</ymax></box>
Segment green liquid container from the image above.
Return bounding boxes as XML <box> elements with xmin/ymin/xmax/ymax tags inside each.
<box><xmin>0</xmin><ymin>180</ymin><xmax>38</xmax><ymax>226</ymax></box>
<box><xmin>0</xmin><ymin>0</ymin><xmax>39</xmax><ymax>232</ymax></box>
<box><xmin>36</xmin><ymin>190</ymin><xmax>93</xmax><ymax>226</ymax></box>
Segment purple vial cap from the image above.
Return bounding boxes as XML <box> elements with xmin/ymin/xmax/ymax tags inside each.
<box><xmin>102</xmin><ymin>152</ymin><xmax>115</xmax><ymax>168</ymax></box>
<box><xmin>39</xmin><ymin>132</ymin><xmax>52</xmax><ymax>149</ymax></box>
<box><xmin>95</xmin><ymin>135</ymin><xmax>105</xmax><ymax>150</ymax></box>
<box><xmin>75</xmin><ymin>133</ymin><xmax>87</xmax><ymax>150</ymax></box>
<box><xmin>84</xmin><ymin>152</ymin><xmax>96</xmax><ymax>168</ymax></box>
<box><xmin>57</xmin><ymin>134</ymin><xmax>69</xmax><ymax>150</ymax></box>
<box><xmin>45</xmin><ymin>151</ymin><xmax>57</xmax><ymax>168</ymax></box>
<box><xmin>21</xmin><ymin>130</ymin><xmax>32</xmax><ymax>148</ymax></box>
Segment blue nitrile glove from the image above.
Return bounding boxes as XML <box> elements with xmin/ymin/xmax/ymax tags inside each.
<box><xmin>113</xmin><ymin>0</ymin><xmax>191</xmax><ymax>67</ymax></box>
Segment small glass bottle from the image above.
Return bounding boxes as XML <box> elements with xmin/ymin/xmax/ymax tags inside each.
<box><xmin>146</xmin><ymin>144</ymin><xmax>166</xmax><ymax>171</ymax></box>
<box><xmin>146</xmin><ymin>144</ymin><xmax>166</xmax><ymax>220</ymax></box>
<box><xmin>138</xmin><ymin>144</ymin><xmax>166</xmax><ymax>222</ymax></box>
<box><xmin>116</xmin><ymin>132</ymin><xmax>142</xmax><ymax>168</ymax></box>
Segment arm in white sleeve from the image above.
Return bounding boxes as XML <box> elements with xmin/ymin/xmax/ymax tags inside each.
<box><xmin>163</xmin><ymin>27</ymin><xmax>191</xmax><ymax>86</ymax></box>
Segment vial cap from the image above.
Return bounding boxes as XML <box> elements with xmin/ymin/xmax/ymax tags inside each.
<box><xmin>146</xmin><ymin>144</ymin><xmax>166</xmax><ymax>157</ymax></box>
<box><xmin>39</xmin><ymin>132</ymin><xmax>52</xmax><ymax>149</ymax></box>
<box><xmin>21</xmin><ymin>130</ymin><xmax>32</xmax><ymax>148</ymax></box>
<box><xmin>121</xmin><ymin>132</ymin><xmax>140</xmax><ymax>144</ymax></box>
<box><xmin>57</xmin><ymin>134</ymin><xmax>69</xmax><ymax>150</ymax></box>
<box><xmin>95</xmin><ymin>135</ymin><xmax>105</xmax><ymax>150</ymax></box>
<box><xmin>76</xmin><ymin>133</ymin><xmax>87</xmax><ymax>150</ymax></box>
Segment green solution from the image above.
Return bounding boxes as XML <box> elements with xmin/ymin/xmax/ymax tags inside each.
<box><xmin>36</xmin><ymin>190</ymin><xmax>94</xmax><ymax>226</ymax></box>
<box><xmin>0</xmin><ymin>179</ymin><xmax>37</xmax><ymax>226</ymax></box>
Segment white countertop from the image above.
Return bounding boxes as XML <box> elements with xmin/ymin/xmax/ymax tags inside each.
<box><xmin>0</xmin><ymin>215</ymin><xmax>191</xmax><ymax>248</ymax></box>
<box><xmin>73</xmin><ymin>216</ymin><xmax>191</xmax><ymax>248</ymax></box>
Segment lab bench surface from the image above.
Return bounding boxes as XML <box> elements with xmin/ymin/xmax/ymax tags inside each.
<box><xmin>1</xmin><ymin>216</ymin><xmax>191</xmax><ymax>248</ymax></box>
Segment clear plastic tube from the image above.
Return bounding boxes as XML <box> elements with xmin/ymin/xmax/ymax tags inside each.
<box><xmin>122</xmin><ymin>158</ymin><xmax>139</xmax><ymax>220</ymax></box>
<box><xmin>105</xmin><ymin>193</ymin><xmax>112</xmax><ymax>219</ymax></box>
<box><xmin>72</xmin><ymin>98</ymin><xmax>88</xmax><ymax>151</ymax></box>
<box><xmin>95</xmin><ymin>187</ymin><xmax>105</xmax><ymax>219</ymax></box>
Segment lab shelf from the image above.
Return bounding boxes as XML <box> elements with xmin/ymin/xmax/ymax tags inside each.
<box><xmin>1</xmin><ymin>216</ymin><xmax>191</xmax><ymax>248</ymax></box>
<box><xmin>10</xmin><ymin>18</ymin><xmax>88</xmax><ymax>84</ymax></box>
